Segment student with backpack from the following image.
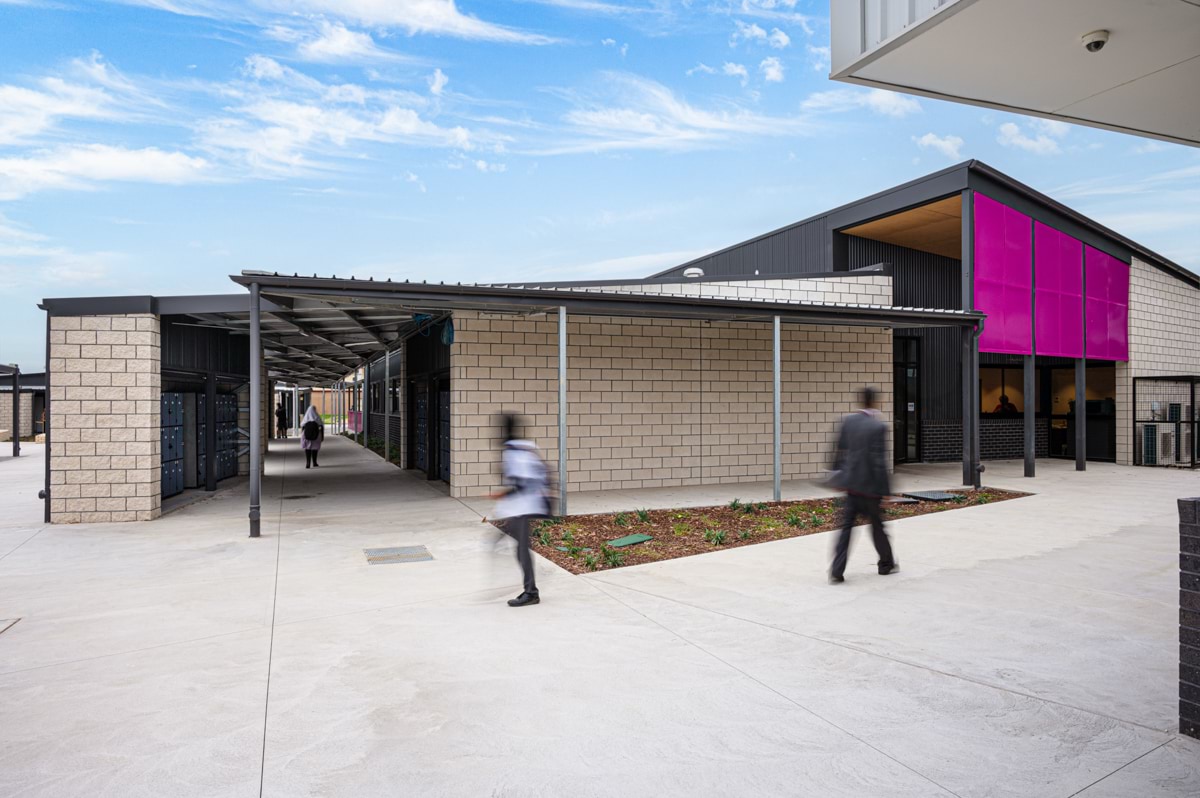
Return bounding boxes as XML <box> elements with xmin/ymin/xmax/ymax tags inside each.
<box><xmin>300</xmin><ymin>405</ymin><xmax>324</xmax><ymax>468</ymax></box>
<box><xmin>491</xmin><ymin>414</ymin><xmax>552</xmax><ymax>607</ymax></box>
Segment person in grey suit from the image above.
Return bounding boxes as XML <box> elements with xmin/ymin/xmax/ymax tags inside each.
<box><xmin>829</xmin><ymin>387</ymin><xmax>898</xmax><ymax>583</ymax></box>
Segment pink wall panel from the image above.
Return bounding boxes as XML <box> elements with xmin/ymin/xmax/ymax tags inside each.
<box><xmin>974</xmin><ymin>193</ymin><xmax>1032</xmax><ymax>355</ymax></box>
<box><xmin>1085</xmin><ymin>246</ymin><xmax>1130</xmax><ymax>361</ymax></box>
<box><xmin>1033</xmin><ymin>223</ymin><xmax>1083</xmax><ymax>358</ymax></box>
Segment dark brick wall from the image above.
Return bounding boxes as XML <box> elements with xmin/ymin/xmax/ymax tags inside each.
<box><xmin>922</xmin><ymin>419</ymin><xmax>1050</xmax><ymax>463</ymax></box>
<box><xmin>1182</xmin><ymin>497</ymin><xmax>1200</xmax><ymax>740</ymax></box>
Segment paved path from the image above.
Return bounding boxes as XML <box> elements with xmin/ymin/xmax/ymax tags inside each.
<box><xmin>0</xmin><ymin>436</ymin><xmax>1197</xmax><ymax>796</ymax></box>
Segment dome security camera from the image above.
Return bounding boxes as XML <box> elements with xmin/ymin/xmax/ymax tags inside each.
<box><xmin>1082</xmin><ymin>30</ymin><xmax>1109</xmax><ymax>53</ymax></box>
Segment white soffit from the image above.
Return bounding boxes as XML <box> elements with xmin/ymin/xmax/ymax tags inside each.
<box><xmin>838</xmin><ymin>0</ymin><xmax>1200</xmax><ymax>146</ymax></box>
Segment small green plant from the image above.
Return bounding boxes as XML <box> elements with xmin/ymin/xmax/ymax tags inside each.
<box><xmin>786</xmin><ymin>511</ymin><xmax>805</xmax><ymax>527</ymax></box>
<box><xmin>614</xmin><ymin>512</ymin><xmax>630</xmax><ymax>527</ymax></box>
<box><xmin>635</xmin><ymin>508</ymin><xmax>651</xmax><ymax>524</ymax></box>
<box><xmin>561</xmin><ymin>528</ymin><xmax>575</xmax><ymax>545</ymax></box>
<box><xmin>672</xmin><ymin>523</ymin><xmax>690</xmax><ymax>537</ymax></box>
<box><xmin>566</xmin><ymin>545</ymin><xmax>583</xmax><ymax>559</ymax></box>
<box><xmin>741</xmin><ymin>503</ymin><xmax>758</xmax><ymax>515</ymax></box>
<box><xmin>538</xmin><ymin>527</ymin><xmax>553</xmax><ymax>547</ymax></box>
<box><xmin>757</xmin><ymin>518</ymin><xmax>781</xmax><ymax>531</ymax></box>
<box><xmin>601</xmin><ymin>544</ymin><xmax>624</xmax><ymax>568</ymax></box>
<box><xmin>584</xmin><ymin>552</ymin><xmax>599</xmax><ymax>571</ymax></box>
<box><xmin>704</xmin><ymin>528</ymin><xmax>727</xmax><ymax>546</ymax></box>
<box><xmin>671</xmin><ymin>512</ymin><xmax>689</xmax><ymax>521</ymax></box>
<box><xmin>729</xmin><ymin>498</ymin><xmax>742</xmax><ymax>511</ymax></box>
<box><xmin>951</xmin><ymin>493</ymin><xmax>968</xmax><ymax>504</ymax></box>
<box><xmin>975</xmin><ymin>494</ymin><xmax>992</xmax><ymax>504</ymax></box>
<box><xmin>737</xmin><ymin>530</ymin><xmax>751</xmax><ymax>541</ymax></box>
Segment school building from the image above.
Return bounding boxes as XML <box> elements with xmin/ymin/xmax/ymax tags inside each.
<box><xmin>35</xmin><ymin>161</ymin><xmax>1200</xmax><ymax>527</ymax></box>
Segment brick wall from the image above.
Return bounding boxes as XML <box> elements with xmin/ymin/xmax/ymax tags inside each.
<box><xmin>449</xmin><ymin>311</ymin><xmax>891</xmax><ymax>498</ymax></box>
<box><xmin>1116</xmin><ymin>260</ymin><xmax>1200</xmax><ymax>465</ymax></box>
<box><xmin>48</xmin><ymin>314</ymin><xmax>161</xmax><ymax>523</ymax></box>
<box><xmin>555</xmin><ymin>275</ymin><xmax>893</xmax><ymax>306</ymax></box>
<box><xmin>922</xmin><ymin>418</ymin><xmax>1050</xmax><ymax>463</ymax></box>
<box><xmin>1181</xmin><ymin>497</ymin><xmax>1200</xmax><ymax>740</ymax></box>
<box><xmin>0</xmin><ymin>392</ymin><xmax>34</xmax><ymax>439</ymax></box>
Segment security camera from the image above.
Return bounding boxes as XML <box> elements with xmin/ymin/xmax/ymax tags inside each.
<box><xmin>1081</xmin><ymin>30</ymin><xmax>1109</xmax><ymax>53</ymax></box>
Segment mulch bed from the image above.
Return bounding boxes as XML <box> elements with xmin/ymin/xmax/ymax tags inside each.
<box><xmin>493</xmin><ymin>488</ymin><xmax>1027</xmax><ymax>574</ymax></box>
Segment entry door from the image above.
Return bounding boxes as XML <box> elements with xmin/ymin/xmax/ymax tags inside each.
<box><xmin>893</xmin><ymin>338</ymin><xmax>920</xmax><ymax>463</ymax></box>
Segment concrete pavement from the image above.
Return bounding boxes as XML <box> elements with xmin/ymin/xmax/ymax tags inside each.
<box><xmin>1</xmin><ymin>435</ymin><xmax>1197</xmax><ymax>797</ymax></box>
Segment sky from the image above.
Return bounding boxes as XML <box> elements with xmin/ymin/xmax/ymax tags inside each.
<box><xmin>1</xmin><ymin>0</ymin><xmax>1198</xmax><ymax>368</ymax></box>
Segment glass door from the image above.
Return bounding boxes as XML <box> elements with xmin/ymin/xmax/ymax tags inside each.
<box><xmin>893</xmin><ymin>337</ymin><xmax>920</xmax><ymax>463</ymax></box>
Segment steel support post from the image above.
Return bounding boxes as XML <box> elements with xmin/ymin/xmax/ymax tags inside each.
<box><xmin>363</xmin><ymin>361</ymin><xmax>370</xmax><ymax>445</ymax></box>
<box><xmin>961</xmin><ymin>327</ymin><xmax>973</xmax><ymax>486</ymax></box>
<box><xmin>558</xmin><ymin>306</ymin><xmax>568</xmax><ymax>518</ymax></box>
<box><xmin>248</xmin><ymin>282</ymin><xmax>262</xmax><ymax>538</ymax></box>
<box><xmin>291</xmin><ymin>385</ymin><xmax>298</xmax><ymax>437</ymax></box>
<box><xmin>384</xmin><ymin>351</ymin><xmax>391</xmax><ymax>463</ymax></box>
<box><xmin>772</xmin><ymin>315</ymin><xmax>781</xmax><ymax>503</ymax></box>
<box><xmin>1075</xmin><ymin>358</ymin><xmax>1086</xmax><ymax>471</ymax></box>
<box><xmin>1024</xmin><ymin>355</ymin><xmax>1035</xmax><ymax>477</ymax></box>
<box><xmin>11</xmin><ymin>366</ymin><xmax>19</xmax><ymax>458</ymax></box>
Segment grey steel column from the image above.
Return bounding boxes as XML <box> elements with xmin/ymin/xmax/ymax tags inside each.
<box><xmin>558</xmin><ymin>306</ymin><xmax>568</xmax><ymax>517</ymax></box>
<box><xmin>1075</xmin><ymin>359</ymin><xmax>1086</xmax><ymax>471</ymax></box>
<box><xmin>1024</xmin><ymin>355</ymin><xmax>1035</xmax><ymax>477</ymax></box>
<box><xmin>384</xmin><ymin>351</ymin><xmax>391</xmax><ymax>463</ymax></box>
<box><xmin>363</xmin><ymin>360</ymin><xmax>370</xmax><ymax>445</ymax></box>
<box><xmin>772</xmin><ymin>316</ymin><xmax>781</xmax><ymax>503</ymax></box>
<box><xmin>11</xmin><ymin>366</ymin><xmax>19</xmax><ymax>458</ymax></box>
<box><xmin>248</xmin><ymin>282</ymin><xmax>262</xmax><ymax>538</ymax></box>
<box><xmin>291</xmin><ymin>385</ymin><xmax>298</xmax><ymax>437</ymax></box>
<box><xmin>961</xmin><ymin>327</ymin><xmax>973</xmax><ymax>486</ymax></box>
<box><xmin>971</xmin><ymin>336</ymin><xmax>981</xmax><ymax>489</ymax></box>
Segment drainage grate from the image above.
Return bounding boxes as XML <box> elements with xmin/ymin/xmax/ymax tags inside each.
<box><xmin>364</xmin><ymin>546</ymin><xmax>434</xmax><ymax>565</ymax></box>
<box><xmin>283</xmin><ymin>494</ymin><xmax>315</xmax><ymax>500</ymax></box>
<box><xmin>901</xmin><ymin>491</ymin><xmax>959</xmax><ymax>502</ymax></box>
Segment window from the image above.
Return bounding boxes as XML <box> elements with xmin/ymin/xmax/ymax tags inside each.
<box><xmin>389</xmin><ymin>378</ymin><xmax>402</xmax><ymax>413</ymax></box>
<box><xmin>979</xmin><ymin>366</ymin><xmax>1038</xmax><ymax>415</ymax></box>
<box><xmin>370</xmin><ymin>383</ymin><xmax>381</xmax><ymax>413</ymax></box>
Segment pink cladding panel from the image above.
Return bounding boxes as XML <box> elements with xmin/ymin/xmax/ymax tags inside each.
<box><xmin>1085</xmin><ymin>246</ymin><xmax>1130</xmax><ymax>361</ymax></box>
<box><xmin>974</xmin><ymin>193</ymin><xmax>1032</xmax><ymax>355</ymax></box>
<box><xmin>1033</xmin><ymin>223</ymin><xmax>1084</xmax><ymax>358</ymax></box>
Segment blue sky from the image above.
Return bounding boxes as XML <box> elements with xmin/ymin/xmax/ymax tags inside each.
<box><xmin>1</xmin><ymin>0</ymin><xmax>1197</xmax><ymax>368</ymax></box>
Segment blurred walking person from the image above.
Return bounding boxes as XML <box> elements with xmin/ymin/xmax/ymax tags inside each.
<box><xmin>300</xmin><ymin>405</ymin><xmax>324</xmax><ymax>468</ymax></box>
<box><xmin>491</xmin><ymin>414</ymin><xmax>552</xmax><ymax>607</ymax></box>
<box><xmin>275</xmin><ymin>402</ymin><xmax>289</xmax><ymax>439</ymax></box>
<box><xmin>828</xmin><ymin>387</ymin><xmax>897</xmax><ymax>583</ymax></box>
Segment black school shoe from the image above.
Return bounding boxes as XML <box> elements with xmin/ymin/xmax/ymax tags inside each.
<box><xmin>829</xmin><ymin>575</ymin><xmax>845</xmax><ymax>584</ymax></box>
<box><xmin>878</xmin><ymin>564</ymin><xmax>900</xmax><ymax>576</ymax></box>
<box><xmin>507</xmin><ymin>592</ymin><xmax>540</xmax><ymax>607</ymax></box>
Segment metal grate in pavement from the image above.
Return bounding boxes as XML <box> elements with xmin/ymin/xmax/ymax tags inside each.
<box><xmin>901</xmin><ymin>491</ymin><xmax>959</xmax><ymax>502</ymax></box>
<box><xmin>364</xmin><ymin>546</ymin><xmax>434</xmax><ymax>565</ymax></box>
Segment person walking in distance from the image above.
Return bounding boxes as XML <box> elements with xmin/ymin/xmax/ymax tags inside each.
<box><xmin>300</xmin><ymin>405</ymin><xmax>324</xmax><ymax>469</ymax></box>
<box><xmin>491</xmin><ymin>414</ymin><xmax>551</xmax><ymax>607</ymax></box>
<box><xmin>275</xmin><ymin>402</ymin><xmax>289</xmax><ymax>439</ymax></box>
<box><xmin>829</xmin><ymin>386</ymin><xmax>898</xmax><ymax>584</ymax></box>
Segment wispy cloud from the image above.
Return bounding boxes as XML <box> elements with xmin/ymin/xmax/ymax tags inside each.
<box><xmin>730</xmin><ymin>20</ymin><xmax>790</xmax><ymax>49</ymax></box>
<box><xmin>0</xmin><ymin>213</ymin><xmax>121</xmax><ymax>286</ymax></box>
<box><xmin>801</xmin><ymin>87</ymin><xmax>920</xmax><ymax>118</ymax></box>
<box><xmin>0</xmin><ymin>144</ymin><xmax>209</xmax><ymax>200</ymax></box>
<box><xmin>805</xmin><ymin>43</ymin><xmax>830</xmax><ymax>72</ymax></box>
<box><xmin>428</xmin><ymin>68</ymin><xmax>449</xmax><ymax>96</ymax></box>
<box><xmin>759</xmin><ymin>56</ymin><xmax>784</xmax><ymax>83</ymax></box>
<box><xmin>293</xmin><ymin>20</ymin><xmax>411</xmax><ymax>63</ymax></box>
<box><xmin>913</xmin><ymin>132</ymin><xmax>963</xmax><ymax>160</ymax></box>
<box><xmin>538</xmin><ymin>72</ymin><xmax>814</xmax><ymax>154</ymax></box>
<box><xmin>723</xmin><ymin>62</ymin><xmax>749</xmax><ymax>86</ymax></box>
<box><xmin>996</xmin><ymin>119</ymin><xmax>1069</xmax><ymax>155</ymax></box>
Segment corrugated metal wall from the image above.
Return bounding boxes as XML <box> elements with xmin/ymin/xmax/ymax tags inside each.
<box><xmin>161</xmin><ymin>317</ymin><xmax>250</xmax><ymax>376</ymax></box>
<box><xmin>849</xmin><ymin>236</ymin><xmax>964</xmax><ymax>427</ymax></box>
<box><xmin>657</xmin><ymin>216</ymin><xmax>833</xmax><ymax>278</ymax></box>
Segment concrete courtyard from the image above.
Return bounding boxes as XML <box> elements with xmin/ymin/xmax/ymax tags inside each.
<box><xmin>1</xmin><ymin>435</ymin><xmax>1198</xmax><ymax>797</ymax></box>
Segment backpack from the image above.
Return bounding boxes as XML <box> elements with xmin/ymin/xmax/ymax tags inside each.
<box><xmin>303</xmin><ymin>421</ymin><xmax>321</xmax><ymax>441</ymax></box>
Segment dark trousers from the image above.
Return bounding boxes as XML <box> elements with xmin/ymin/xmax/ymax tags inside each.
<box><xmin>511</xmin><ymin>516</ymin><xmax>538</xmax><ymax>595</ymax></box>
<box><xmin>304</xmin><ymin>449</ymin><xmax>319</xmax><ymax>468</ymax></box>
<box><xmin>831</xmin><ymin>494</ymin><xmax>895</xmax><ymax>579</ymax></box>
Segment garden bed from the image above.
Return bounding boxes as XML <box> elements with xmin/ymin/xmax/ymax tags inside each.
<box><xmin>496</xmin><ymin>488</ymin><xmax>1027</xmax><ymax>574</ymax></box>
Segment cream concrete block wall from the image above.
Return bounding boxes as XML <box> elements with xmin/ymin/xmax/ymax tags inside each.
<box><xmin>1115</xmin><ymin>258</ymin><xmax>1200</xmax><ymax>465</ymax></box>
<box><xmin>0</xmin><ymin>393</ymin><xmax>34</xmax><ymax>439</ymax></box>
<box><xmin>47</xmin><ymin>314</ymin><xmax>161</xmax><ymax>523</ymax></box>
<box><xmin>450</xmin><ymin>310</ymin><xmax>891</xmax><ymax>499</ymax></box>
<box><xmin>553</xmin><ymin>275</ymin><xmax>894</xmax><ymax>307</ymax></box>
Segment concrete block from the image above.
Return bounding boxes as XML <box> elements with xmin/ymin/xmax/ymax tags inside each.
<box><xmin>79</xmin><ymin>316</ymin><xmax>113</xmax><ymax>331</ymax></box>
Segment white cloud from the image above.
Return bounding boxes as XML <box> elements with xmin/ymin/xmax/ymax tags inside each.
<box><xmin>731</xmin><ymin>20</ymin><xmax>791</xmax><ymax>49</ymax></box>
<box><xmin>913</xmin><ymin>132</ymin><xmax>964</xmax><ymax>160</ymax></box>
<box><xmin>687</xmin><ymin>63</ymin><xmax>716</xmax><ymax>76</ymax></box>
<box><xmin>734</xmin><ymin>1</ymin><xmax>815</xmax><ymax>35</ymax></box>
<box><xmin>759</xmin><ymin>56</ymin><xmax>784</xmax><ymax>83</ymax></box>
<box><xmin>474</xmin><ymin>159</ymin><xmax>506</xmax><ymax>173</ymax></box>
<box><xmin>428</xmin><ymin>68</ymin><xmax>448</xmax><ymax>96</ymax></box>
<box><xmin>541</xmin><ymin>72</ymin><xmax>814</xmax><ymax>154</ymax></box>
<box><xmin>806</xmin><ymin>43</ymin><xmax>830</xmax><ymax>72</ymax></box>
<box><xmin>0</xmin><ymin>144</ymin><xmax>210</xmax><ymax>200</ymax></box>
<box><xmin>801</xmin><ymin>88</ymin><xmax>921</xmax><ymax>118</ymax></box>
<box><xmin>620</xmin><ymin>43</ymin><xmax>628</xmax><ymax>58</ymax></box>
<box><xmin>601</xmin><ymin>37</ymin><xmax>616</xmax><ymax>46</ymax></box>
<box><xmin>996</xmin><ymin>120</ymin><xmax>1067</xmax><ymax>155</ymax></box>
<box><xmin>272</xmin><ymin>0</ymin><xmax>556</xmax><ymax>44</ymax></box>
<box><xmin>404</xmin><ymin>170</ymin><xmax>426</xmax><ymax>192</ymax></box>
<box><xmin>296</xmin><ymin>20</ymin><xmax>407</xmax><ymax>63</ymax></box>
<box><xmin>723</xmin><ymin>62</ymin><xmax>749</xmax><ymax>85</ymax></box>
<box><xmin>767</xmin><ymin>28</ymin><xmax>789</xmax><ymax>48</ymax></box>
